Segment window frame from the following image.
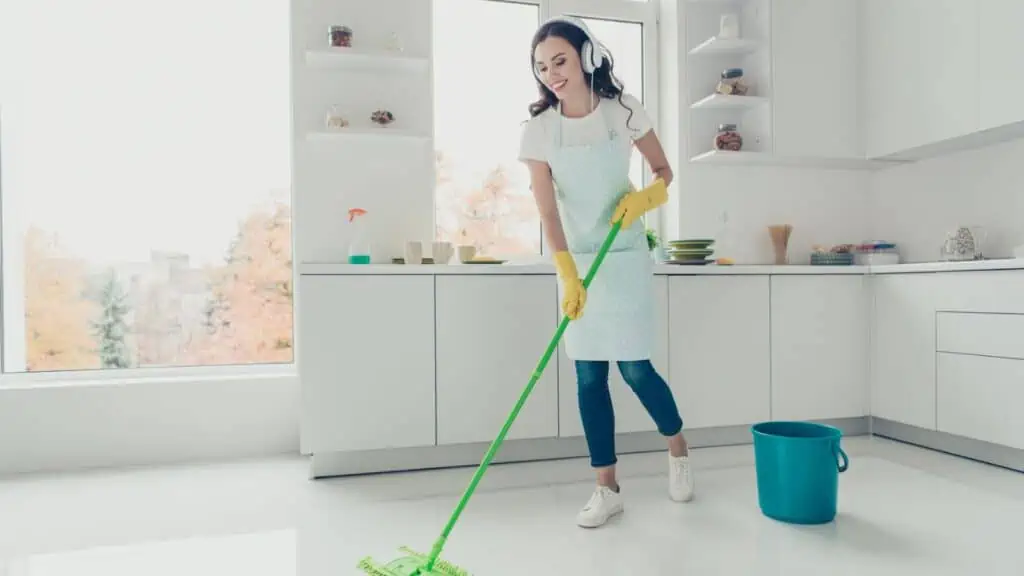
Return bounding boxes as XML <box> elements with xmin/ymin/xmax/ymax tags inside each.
<box><xmin>434</xmin><ymin>0</ymin><xmax>662</xmax><ymax>256</ymax></box>
<box><xmin>0</xmin><ymin>8</ymin><xmax>297</xmax><ymax>386</ymax></box>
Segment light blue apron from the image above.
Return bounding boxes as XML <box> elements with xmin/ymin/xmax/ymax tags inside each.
<box><xmin>546</xmin><ymin>98</ymin><xmax>655</xmax><ymax>361</ymax></box>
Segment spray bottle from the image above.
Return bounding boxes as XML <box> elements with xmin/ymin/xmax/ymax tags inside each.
<box><xmin>347</xmin><ymin>207</ymin><xmax>371</xmax><ymax>264</ymax></box>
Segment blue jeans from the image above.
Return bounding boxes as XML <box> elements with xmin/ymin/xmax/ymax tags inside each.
<box><xmin>575</xmin><ymin>359</ymin><xmax>683</xmax><ymax>468</ymax></box>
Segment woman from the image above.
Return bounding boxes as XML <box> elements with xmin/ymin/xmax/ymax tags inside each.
<box><xmin>518</xmin><ymin>16</ymin><xmax>694</xmax><ymax>529</ymax></box>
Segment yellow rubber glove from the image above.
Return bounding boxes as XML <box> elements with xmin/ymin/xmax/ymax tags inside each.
<box><xmin>611</xmin><ymin>178</ymin><xmax>668</xmax><ymax>229</ymax></box>
<box><xmin>553</xmin><ymin>250</ymin><xmax>586</xmax><ymax>320</ymax></box>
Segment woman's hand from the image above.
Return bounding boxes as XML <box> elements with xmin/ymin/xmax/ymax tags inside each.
<box><xmin>611</xmin><ymin>178</ymin><xmax>668</xmax><ymax>229</ymax></box>
<box><xmin>553</xmin><ymin>251</ymin><xmax>586</xmax><ymax>320</ymax></box>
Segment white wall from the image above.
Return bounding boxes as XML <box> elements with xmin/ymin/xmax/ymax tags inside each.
<box><xmin>658</xmin><ymin>0</ymin><xmax>871</xmax><ymax>264</ymax></box>
<box><xmin>674</xmin><ymin>165</ymin><xmax>871</xmax><ymax>264</ymax></box>
<box><xmin>868</xmin><ymin>137</ymin><xmax>1024</xmax><ymax>263</ymax></box>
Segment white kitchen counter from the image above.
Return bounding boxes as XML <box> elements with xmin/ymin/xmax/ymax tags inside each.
<box><xmin>298</xmin><ymin>255</ymin><xmax>1024</xmax><ymax>478</ymax></box>
<box><xmin>299</xmin><ymin>258</ymin><xmax>1024</xmax><ymax>276</ymax></box>
<box><xmin>870</xmin><ymin>258</ymin><xmax>1024</xmax><ymax>274</ymax></box>
<box><xmin>298</xmin><ymin>262</ymin><xmax>868</xmax><ymax>275</ymax></box>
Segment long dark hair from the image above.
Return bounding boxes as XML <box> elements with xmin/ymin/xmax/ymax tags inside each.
<box><xmin>527</xmin><ymin>19</ymin><xmax>635</xmax><ymax>129</ymax></box>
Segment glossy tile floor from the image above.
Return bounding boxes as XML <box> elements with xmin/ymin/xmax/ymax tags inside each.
<box><xmin>0</xmin><ymin>437</ymin><xmax>1021</xmax><ymax>576</ymax></box>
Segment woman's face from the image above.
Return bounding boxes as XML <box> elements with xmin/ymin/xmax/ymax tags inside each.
<box><xmin>533</xmin><ymin>35</ymin><xmax>584</xmax><ymax>99</ymax></box>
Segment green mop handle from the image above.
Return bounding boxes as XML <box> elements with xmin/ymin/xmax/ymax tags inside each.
<box><xmin>420</xmin><ymin>221</ymin><xmax>623</xmax><ymax>574</ymax></box>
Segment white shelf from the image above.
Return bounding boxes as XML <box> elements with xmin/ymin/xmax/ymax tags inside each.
<box><xmin>305</xmin><ymin>48</ymin><xmax>429</xmax><ymax>71</ymax></box>
<box><xmin>306</xmin><ymin>127</ymin><xmax>430</xmax><ymax>142</ymax></box>
<box><xmin>691</xmin><ymin>94</ymin><xmax>769</xmax><ymax>110</ymax></box>
<box><xmin>688</xmin><ymin>36</ymin><xmax>758</xmax><ymax>56</ymax></box>
<box><xmin>689</xmin><ymin>149</ymin><xmax>907</xmax><ymax>170</ymax></box>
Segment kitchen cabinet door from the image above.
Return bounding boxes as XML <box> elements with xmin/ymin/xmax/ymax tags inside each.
<box><xmin>668</xmin><ymin>275</ymin><xmax>770</xmax><ymax>429</ymax></box>
<box><xmin>871</xmin><ymin>274</ymin><xmax>938</xmax><ymax>429</ymax></box>
<box><xmin>772</xmin><ymin>0</ymin><xmax>860</xmax><ymax>159</ymax></box>
<box><xmin>299</xmin><ymin>275</ymin><xmax>436</xmax><ymax>453</ymax></box>
<box><xmin>558</xmin><ymin>276</ymin><xmax>670</xmax><ymax>437</ymax></box>
<box><xmin>937</xmin><ymin>352</ymin><xmax>1024</xmax><ymax>451</ymax></box>
<box><xmin>979</xmin><ymin>0</ymin><xmax>1024</xmax><ymax>131</ymax></box>
<box><xmin>862</xmin><ymin>0</ymin><xmax>979</xmax><ymax>157</ymax></box>
<box><xmin>436</xmin><ymin>275</ymin><xmax>559</xmax><ymax>445</ymax></box>
<box><xmin>770</xmin><ymin>275</ymin><xmax>868</xmax><ymax>421</ymax></box>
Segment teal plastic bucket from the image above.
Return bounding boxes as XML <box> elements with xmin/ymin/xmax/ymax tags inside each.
<box><xmin>751</xmin><ymin>421</ymin><xmax>849</xmax><ymax>524</ymax></box>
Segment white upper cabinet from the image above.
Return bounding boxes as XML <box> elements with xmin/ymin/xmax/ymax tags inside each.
<box><xmin>862</xmin><ymin>0</ymin><xmax>980</xmax><ymax>158</ymax></box>
<box><xmin>771</xmin><ymin>0</ymin><xmax>861</xmax><ymax>160</ymax></box>
<box><xmin>979</xmin><ymin>0</ymin><xmax>1024</xmax><ymax>131</ymax></box>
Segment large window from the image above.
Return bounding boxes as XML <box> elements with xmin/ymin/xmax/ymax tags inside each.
<box><xmin>0</xmin><ymin>0</ymin><xmax>293</xmax><ymax>374</ymax></box>
<box><xmin>432</xmin><ymin>0</ymin><xmax>657</xmax><ymax>258</ymax></box>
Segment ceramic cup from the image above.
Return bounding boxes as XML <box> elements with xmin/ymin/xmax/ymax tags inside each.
<box><xmin>457</xmin><ymin>245</ymin><xmax>477</xmax><ymax>263</ymax></box>
<box><xmin>432</xmin><ymin>241</ymin><xmax>453</xmax><ymax>264</ymax></box>
<box><xmin>404</xmin><ymin>241</ymin><xmax>423</xmax><ymax>264</ymax></box>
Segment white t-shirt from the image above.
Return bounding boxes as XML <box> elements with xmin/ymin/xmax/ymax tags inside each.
<box><xmin>518</xmin><ymin>93</ymin><xmax>653</xmax><ymax>164</ymax></box>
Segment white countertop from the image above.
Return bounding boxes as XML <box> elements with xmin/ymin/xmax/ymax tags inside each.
<box><xmin>299</xmin><ymin>258</ymin><xmax>1024</xmax><ymax>276</ymax></box>
<box><xmin>299</xmin><ymin>262</ymin><xmax>865</xmax><ymax>275</ymax></box>
<box><xmin>869</xmin><ymin>258</ymin><xmax>1024</xmax><ymax>274</ymax></box>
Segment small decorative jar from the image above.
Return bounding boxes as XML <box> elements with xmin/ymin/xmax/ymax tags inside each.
<box><xmin>329</xmin><ymin>25</ymin><xmax>353</xmax><ymax>48</ymax></box>
<box><xmin>371</xmin><ymin>109</ymin><xmax>395</xmax><ymax>126</ymax></box>
<box><xmin>385</xmin><ymin>32</ymin><xmax>404</xmax><ymax>53</ymax></box>
<box><xmin>715</xmin><ymin>68</ymin><xmax>749</xmax><ymax>96</ymax></box>
<box><xmin>714</xmin><ymin>123</ymin><xmax>743</xmax><ymax>151</ymax></box>
<box><xmin>325</xmin><ymin>105</ymin><xmax>349</xmax><ymax>129</ymax></box>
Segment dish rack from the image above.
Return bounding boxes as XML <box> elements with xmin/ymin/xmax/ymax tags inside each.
<box><xmin>810</xmin><ymin>252</ymin><xmax>854</xmax><ymax>266</ymax></box>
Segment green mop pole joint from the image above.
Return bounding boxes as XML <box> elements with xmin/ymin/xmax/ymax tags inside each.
<box><xmin>419</xmin><ymin>221</ymin><xmax>623</xmax><ymax>574</ymax></box>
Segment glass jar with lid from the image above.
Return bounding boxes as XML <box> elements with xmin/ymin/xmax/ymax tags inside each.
<box><xmin>329</xmin><ymin>25</ymin><xmax>353</xmax><ymax>48</ymax></box>
<box><xmin>714</xmin><ymin>124</ymin><xmax>743</xmax><ymax>151</ymax></box>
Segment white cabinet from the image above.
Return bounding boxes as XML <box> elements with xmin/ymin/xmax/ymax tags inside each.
<box><xmin>979</xmin><ymin>0</ymin><xmax>1024</xmax><ymax>131</ymax></box>
<box><xmin>436</xmin><ymin>275</ymin><xmax>559</xmax><ymax>445</ymax></box>
<box><xmin>937</xmin><ymin>353</ymin><xmax>1024</xmax><ymax>451</ymax></box>
<box><xmin>299</xmin><ymin>275</ymin><xmax>436</xmax><ymax>453</ymax></box>
<box><xmin>558</xmin><ymin>276</ymin><xmax>670</xmax><ymax>437</ymax></box>
<box><xmin>871</xmin><ymin>274</ymin><xmax>938</xmax><ymax>429</ymax></box>
<box><xmin>862</xmin><ymin>0</ymin><xmax>979</xmax><ymax>157</ymax></box>
<box><xmin>770</xmin><ymin>275</ymin><xmax>868</xmax><ymax>421</ymax></box>
<box><xmin>668</xmin><ymin>276</ymin><xmax>770</xmax><ymax>429</ymax></box>
<box><xmin>771</xmin><ymin>0</ymin><xmax>860</xmax><ymax>160</ymax></box>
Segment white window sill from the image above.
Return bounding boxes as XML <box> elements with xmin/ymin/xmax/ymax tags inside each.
<box><xmin>0</xmin><ymin>362</ymin><xmax>296</xmax><ymax>390</ymax></box>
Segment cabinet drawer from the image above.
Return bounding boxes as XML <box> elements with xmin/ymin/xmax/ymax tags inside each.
<box><xmin>937</xmin><ymin>353</ymin><xmax>1024</xmax><ymax>450</ymax></box>
<box><xmin>937</xmin><ymin>312</ymin><xmax>1024</xmax><ymax>359</ymax></box>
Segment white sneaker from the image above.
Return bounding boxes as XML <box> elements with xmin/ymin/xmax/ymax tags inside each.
<box><xmin>576</xmin><ymin>485</ymin><xmax>624</xmax><ymax>528</ymax></box>
<box><xmin>669</xmin><ymin>454</ymin><xmax>694</xmax><ymax>502</ymax></box>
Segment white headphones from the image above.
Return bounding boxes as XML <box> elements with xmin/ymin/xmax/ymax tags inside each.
<box><xmin>534</xmin><ymin>15</ymin><xmax>608</xmax><ymax>80</ymax></box>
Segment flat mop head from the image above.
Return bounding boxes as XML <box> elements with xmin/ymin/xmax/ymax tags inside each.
<box><xmin>357</xmin><ymin>547</ymin><xmax>471</xmax><ymax>576</ymax></box>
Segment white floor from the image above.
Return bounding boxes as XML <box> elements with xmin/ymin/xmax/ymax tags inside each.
<box><xmin>0</xmin><ymin>437</ymin><xmax>1021</xmax><ymax>576</ymax></box>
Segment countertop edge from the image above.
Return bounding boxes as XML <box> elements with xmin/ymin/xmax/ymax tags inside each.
<box><xmin>296</xmin><ymin>258</ymin><xmax>1024</xmax><ymax>276</ymax></box>
<box><xmin>299</xmin><ymin>258</ymin><xmax>1024</xmax><ymax>276</ymax></box>
<box><xmin>298</xmin><ymin>263</ymin><xmax>865</xmax><ymax>276</ymax></box>
<box><xmin>868</xmin><ymin>259</ymin><xmax>1024</xmax><ymax>274</ymax></box>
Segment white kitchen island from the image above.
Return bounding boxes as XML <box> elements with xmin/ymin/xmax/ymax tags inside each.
<box><xmin>297</xmin><ymin>259</ymin><xmax>1024</xmax><ymax>478</ymax></box>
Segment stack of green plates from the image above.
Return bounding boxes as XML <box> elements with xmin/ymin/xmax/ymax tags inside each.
<box><xmin>664</xmin><ymin>239</ymin><xmax>715</xmax><ymax>265</ymax></box>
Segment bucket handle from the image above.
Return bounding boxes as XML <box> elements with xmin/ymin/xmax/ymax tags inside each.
<box><xmin>834</xmin><ymin>443</ymin><xmax>849</xmax><ymax>473</ymax></box>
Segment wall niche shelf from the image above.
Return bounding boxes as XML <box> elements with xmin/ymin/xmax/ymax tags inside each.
<box><xmin>688</xmin><ymin>36</ymin><xmax>758</xmax><ymax>56</ymax></box>
<box><xmin>690</xmin><ymin>149</ymin><xmax>906</xmax><ymax>170</ymax></box>
<box><xmin>691</xmin><ymin>94</ymin><xmax>768</xmax><ymax>110</ymax></box>
<box><xmin>305</xmin><ymin>48</ymin><xmax>429</xmax><ymax>72</ymax></box>
<box><xmin>306</xmin><ymin>127</ymin><xmax>429</xmax><ymax>142</ymax></box>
